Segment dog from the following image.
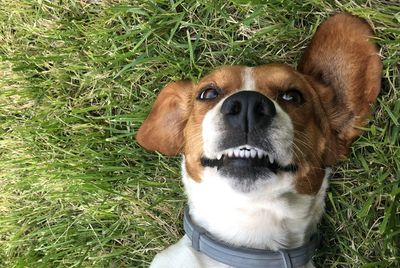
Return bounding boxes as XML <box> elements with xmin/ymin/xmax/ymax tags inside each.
<box><xmin>136</xmin><ymin>13</ymin><xmax>381</xmax><ymax>268</ymax></box>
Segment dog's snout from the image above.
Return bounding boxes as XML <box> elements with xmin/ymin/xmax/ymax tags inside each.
<box><xmin>221</xmin><ymin>91</ymin><xmax>276</xmax><ymax>133</ymax></box>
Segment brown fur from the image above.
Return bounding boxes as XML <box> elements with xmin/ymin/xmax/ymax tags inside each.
<box><xmin>136</xmin><ymin>80</ymin><xmax>193</xmax><ymax>156</ymax></box>
<box><xmin>298</xmin><ymin>13</ymin><xmax>382</xmax><ymax>165</ymax></box>
<box><xmin>136</xmin><ymin>13</ymin><xmax>381</xmax><ymax>195</ymax></box>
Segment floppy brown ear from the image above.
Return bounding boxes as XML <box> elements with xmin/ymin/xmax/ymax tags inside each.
<box><xmin>136</xmin><ymin>80</ymin><xmax>193</xmax><ymax>156</ymax></box>
<box><xmin>298</xmin><ymin>13</ymin><xmax>382</xmax><ymax>165</ymax></box>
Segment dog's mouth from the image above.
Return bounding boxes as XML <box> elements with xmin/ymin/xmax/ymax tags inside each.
<box><xmin>201</xmin><ymin>145</ymin><xmax>297</xmax><ymax>174</ymax></box>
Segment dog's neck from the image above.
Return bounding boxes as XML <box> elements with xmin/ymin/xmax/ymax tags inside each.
<box><xmin>182</xmin><ymin>161</ymin><xmax>330</xmax><ymax>251</ymax></box>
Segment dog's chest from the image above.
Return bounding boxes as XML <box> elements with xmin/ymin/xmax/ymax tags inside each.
<box><xmin>182</xmin><ymin>166</ymin><xmax>329</xmax><ymax>251</ymax></box>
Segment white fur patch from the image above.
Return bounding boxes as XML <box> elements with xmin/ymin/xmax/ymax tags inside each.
<box><xmin>182</xmin><ymin>165</ymin><xmax>330</xmax><ymax>251</ymax></box>
<box><xmin>202</xmin><ymin>97</ymin><xmax>227</xmax><ymax>160</ymax></box>
<box><xmin>269</xmin><ymin>101</ymin><xmax>294</xmax><ymax>166</ymax></box>
<box><xmin>241</xmin><ymin>67</ymin><xmax>255</xmax><ymax>91</ymax></box>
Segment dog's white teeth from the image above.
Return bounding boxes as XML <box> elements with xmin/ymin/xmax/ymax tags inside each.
<box><xmin>250</xmin><ymin>148</ymin><xmax>257</xmax><ymax>158</ymax></box>
<box><xmin>268</xmin><ymin>154</ymin><xmax>274</xmax><ymax>164</ymax></box>
<box><xmin>220</xmin><ymin>147</ymin><xmax>271</xmax><ymax>160</ymax></box>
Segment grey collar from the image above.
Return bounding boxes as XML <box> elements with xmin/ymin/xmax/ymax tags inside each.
<box><xmin>183</xmin><ymin>206</ymin><xmax>319</xmax><ymax>268</ymax></box>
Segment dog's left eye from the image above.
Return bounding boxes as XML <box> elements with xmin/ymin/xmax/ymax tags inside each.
<box><xmin>197</xmin><ymin>86</ymin><xmax>220</xmax><ymax>101</ymax></box>
<box><xmin>279</xmin><ymin>89</ymin><xmax>304</xmax><ymax>104</ymax></box>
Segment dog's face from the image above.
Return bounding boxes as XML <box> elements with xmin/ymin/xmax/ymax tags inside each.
<box><xmin>183</xmin><ymin>64</ymin><xmax>328</xmax><ymax>193</ymax></box>
<box><xmin>137</xmin><ymin>13</ymin><xmax>381</xmax><ymax>195</ymax></box>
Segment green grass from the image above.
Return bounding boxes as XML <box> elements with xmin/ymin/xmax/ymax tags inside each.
<box><xmin>0</xmin><ymin>0</ymin><xmax>398</xmax><ymax>267</ymax></box>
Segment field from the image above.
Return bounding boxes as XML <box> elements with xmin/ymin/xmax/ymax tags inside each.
<box><xmin>0</xmin><ymin>1</ymin><xmax>399</xmax><ymax>267</ymax></box>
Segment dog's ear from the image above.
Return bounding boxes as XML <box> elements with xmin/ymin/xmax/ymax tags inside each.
<box><xmin>298</xmin><ymin>13</ymin><xmax>382</xmax><ymax>165</ymax></box>
<box><xmin>136</xmin><ymin>80</ymin><xmax>193</xmax><ymax>156</ymax></box>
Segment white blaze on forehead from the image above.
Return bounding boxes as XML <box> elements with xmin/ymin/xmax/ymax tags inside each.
<box><xmin>241</xmin><ymin>67</ymin><xmax>255</xmax><ymax>91</ymax></box>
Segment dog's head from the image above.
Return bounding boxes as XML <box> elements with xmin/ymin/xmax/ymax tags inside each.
<box><xmin>137</xmin><ymin>13</ymin><xmax>381</xmax><ymax>195</ymax></box>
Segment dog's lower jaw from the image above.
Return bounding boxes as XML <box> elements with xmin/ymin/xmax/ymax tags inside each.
<box><xmin>182</xmin><ymin>160</ymin><xmax>330</xmax><ymax>253</ymax></box>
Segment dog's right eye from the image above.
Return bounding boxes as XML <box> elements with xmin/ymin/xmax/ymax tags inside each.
<box><xmin>197</xmin><ymin>86</ymin><xmax>220</xmax><ymax>101</ymax></box>
<box><xmin>278</xmin><ymin>89</ymin><xmax>304</xmax><ymax>105</ymax></box>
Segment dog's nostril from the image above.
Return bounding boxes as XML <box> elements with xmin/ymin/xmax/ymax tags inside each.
<box><xmin>222</xmin><ymin>101</ymin><xmax>241</xmax><ymax>115</ymax></box>
<box><xmin>231</xmin><ymin>102</ymin><xmax>241</xmax><ymax>114</ymax></box>
<box><xmin>254</xmin><ymin>102</ymin><xmax>265</xmax><ymax>115</ymax></box>
<box><xmin>254</xmin><ymin>100</ymin><xmax>275</xmax><ymax>116</ymax></box>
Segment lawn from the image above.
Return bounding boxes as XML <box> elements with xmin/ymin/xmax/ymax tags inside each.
<box><xmin>0</xmin><ymin>0</ymin><xmax>399</xmax><ymax>267</ymax></box>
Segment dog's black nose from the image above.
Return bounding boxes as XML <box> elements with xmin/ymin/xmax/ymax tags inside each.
<box><xmin>221</xmin><ymin>91</ymin><xmax>276</xmax><ymax>133</ymax></box>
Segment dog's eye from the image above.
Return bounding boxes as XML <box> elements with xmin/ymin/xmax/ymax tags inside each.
<box><xmin>279</xmin><ymin>89</ymin><xmax>304</xmax><ymax>104</ymax></box>
<box><xmin>197</xmin><ymin>86</ymin><xmax>220</xmax><ymax>101</ymax></box>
